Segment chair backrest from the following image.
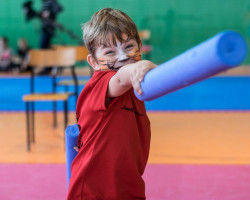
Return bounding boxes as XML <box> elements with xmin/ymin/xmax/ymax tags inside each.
<box><xmin>54</xmin><ymin>48</ymin><xmax>76</xmax><ymax>67</ymax></box>
<box><xmin>28</xmin><ymin>48</ymin><xmax>76</xmax><ymax>68</ymax></box>
<box><xmin>29</xmin><ymin>49</ymin><xmax>55</xmax><ymax>67</ymax></box>
<box><xmin>74</xmin><ymin>46</ymin><xmax>88</xmax><ymax>61</ymax></box>
<box><xmin>52</xmin><ymin>45</ymin><xmax>88</xmax><ymax>62</ymax></box>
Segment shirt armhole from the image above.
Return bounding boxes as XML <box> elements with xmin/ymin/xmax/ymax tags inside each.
<box><xmin>91</xmin><ymin>71</ymin><xmax>117</xmax><ymax>111</ymax></box>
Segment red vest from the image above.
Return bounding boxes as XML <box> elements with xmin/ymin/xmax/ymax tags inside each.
<box><xmin>67</xmin><ymin>71</ymin><xmax>151</xmax><ymax>200</ymax></box>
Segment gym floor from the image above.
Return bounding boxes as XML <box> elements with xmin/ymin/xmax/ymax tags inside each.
<box><xmin>1</xmin><ymin>111</ymin><xmax>250</xmax><ymax>165</ymax></box>
<box><xmin>1</xmin><ymin>66</ymin><xmax>250</xmax><ymax>199</ymax></box>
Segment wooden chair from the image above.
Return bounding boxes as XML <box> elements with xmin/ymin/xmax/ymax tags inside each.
<box><xmin>52</xmin><ymin>45</ymin><xmax>90</xmax><ymax>101</ymax></box>
<box><xmin>22</xmin><ymin>48</ymin><xmax>76</xmax><ymax>151</ymax></box>
<box><xmin>52</xmin><ymin>45</ymin><xmax>88</xmax><ymax>62</ymax></box>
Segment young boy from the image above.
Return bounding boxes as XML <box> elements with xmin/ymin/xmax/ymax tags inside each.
<box><xmin>67</xmin><ymin>8</ymin><xmax>156</xmax><ymax>200</ymax></box>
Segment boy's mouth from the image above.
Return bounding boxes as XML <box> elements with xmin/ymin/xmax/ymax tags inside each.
<box><xmin>104</xmin><ymin>58</ymin><xmax>138</xmax><ymax>71</ymax></box>
<box><xmin>115</xmin><ymin>66</ymin><xmax>122</xmax><ymax>70</ymax></box>
<box><xmin>107</xmin><ymin>65</ymin><xmax>122</xmax><ymax>71</ymax></box>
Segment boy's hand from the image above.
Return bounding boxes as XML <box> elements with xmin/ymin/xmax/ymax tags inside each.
<box><xmin>130</xmin><ymin>60</ymin><xmax>156</xmax><ymax>95</ymax></box>
<box><xmin>108</xmin><ymin>60</ymin><xmax>156</xmax><ymax>98</ymax></box>
<box><xmin>73</xmin><ymin>146</ymin><xmax>79</xmax><ymax>152</ymax></box>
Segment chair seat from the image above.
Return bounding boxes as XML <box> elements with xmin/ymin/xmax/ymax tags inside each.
<box><xmin>57</xmin><ymin>79</ymin><xmax>89</xmax><ymax>86</ymax></box>
<box><xmin>23</xmin><ymin>93</ymin><xmax>69</xmax><ymax>102</ymax></box>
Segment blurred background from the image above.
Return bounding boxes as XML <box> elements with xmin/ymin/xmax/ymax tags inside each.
<box><xmin>1</xmin><ymin>0</ymin><xmax>249</xmax><ymax>64</ymax></box>
<box><xmin>1</xmin><ymin>1</ymin><xmax>250</xmax><ymax>200</ymax></box>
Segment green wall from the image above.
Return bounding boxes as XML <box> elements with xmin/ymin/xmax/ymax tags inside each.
<box><xmin>1</xmin><ymin>0</ymin><xmax>250</xmax><ymax>64</ymax></box>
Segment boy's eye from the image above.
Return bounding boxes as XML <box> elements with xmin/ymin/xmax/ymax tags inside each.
<box><xmin>105</xmin><ymin>51</ymin><xmax>114</xmax><ymax>55</ymax></box>
<box><xmin>125</xmin><ymin>44</ymin><xmax>134</xmax><ymax>49</ymax></box>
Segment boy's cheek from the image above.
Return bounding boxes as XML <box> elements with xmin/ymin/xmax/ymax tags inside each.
<box><xmin>96</xmin><ymin>49</ymin><xmax>142</xmax><ymax>71</ymax></box>
<box><xmin>127</xmin><ymin>48</ymin><xmax>142</xmax><ymax>61</ymax></box>
<box><xmin>98</xmin><ymin>59</ymin><xmax>113</xmax><ymax>70</ymax></box>
<box><xmin>135</xmin><ymin>52</ymin><xmax>142</xmax><ymax>61</ymax></box>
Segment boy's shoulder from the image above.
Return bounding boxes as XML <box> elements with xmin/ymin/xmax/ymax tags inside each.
<box><xmin>89</xmin><ymin>70</ymin><xmax>116</xmax><ymax>87</ymax></box>
<box><xmin>79</xmin><ymin>70</ymin><xmax>116</xmax><ymax>98</ymax></box>
<box><xmin>76</xmin><ymin>70</ymin><xmax>118</xmax><ymax>113</ymax></box>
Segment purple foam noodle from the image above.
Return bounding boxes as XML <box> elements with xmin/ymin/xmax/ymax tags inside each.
<box><xmin>65</xmin><ymin>124</ymin><xmax>79</xmax><ymax>189</ymax></box>
<box><xmin>135</xmin><ymin>31</ymin><xmax>247</xmax><ymax>101</ymax></box>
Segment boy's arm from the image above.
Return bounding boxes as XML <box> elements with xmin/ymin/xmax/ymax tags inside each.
<box><xmin>107</xmin><ymin>60</ymin><xmax>156</xmax><ymax>98</ymax></box>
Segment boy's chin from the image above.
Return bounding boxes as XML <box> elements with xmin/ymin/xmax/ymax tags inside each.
<box><xmin>114</xmin><ymin>66</ymin><xmax>122</xmax><ymax>71</ymax></box>
<box><xmin>100</xmin><ymin>66</ymin><xmax>122</xmax><ymax>71</ymax></box>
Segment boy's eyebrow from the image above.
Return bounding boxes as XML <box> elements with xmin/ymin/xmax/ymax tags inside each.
<box><xmin>99</xmin><ymin>37</ymin><xmax>134</xmax><ymax>48</ymax></box>
<box><xmin>100</xmin><ymin>43</ymin><xmax>112</xmax><ymax>48</ymax></box>
<box><xmin>125</xmin><ymin>37</ymin><xmax>132</xmax><ymax>43</ymax></box>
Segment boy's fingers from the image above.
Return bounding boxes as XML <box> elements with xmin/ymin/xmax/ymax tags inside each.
<box><xmin>73</xmin><ymin>146</ymin><xmax>79</xmax><ymax>152</ymax></box>
<box><xmin>134</xmin><ymin>81</ymin><xmax>142</xmax><ymax>95</ymax></box>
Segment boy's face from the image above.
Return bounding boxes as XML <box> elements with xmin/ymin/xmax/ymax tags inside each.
<box><xmin>87</xmin><ymin>33</ymin><xmax>142</xmax><ymax>71</ymax></box>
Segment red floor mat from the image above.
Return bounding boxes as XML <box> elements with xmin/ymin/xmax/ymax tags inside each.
<box><xmin>1</xmin><ymin>163</ymin><xmax>250</xmax><ymax>200</ymax></box>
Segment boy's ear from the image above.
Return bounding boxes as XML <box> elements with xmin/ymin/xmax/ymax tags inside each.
<box><xmin>87</xmin><ymin>54</ymin><xmax>101</xmax><ymax>70</ymax></box>
<box><xmin>139</xmin><ymin>39</ymin><xmax>142</xmax><ymax>50</ymax></box>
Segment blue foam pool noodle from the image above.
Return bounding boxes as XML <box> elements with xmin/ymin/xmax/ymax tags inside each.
<box><xmin>135</xmin><ymin>30</ymin><xmax>247</xmax><ymax>101</ymax></box>
<box><xmin>65</xmin><ymin>124</ymin><xmax>79</xmax><ymax>189</ymax></box>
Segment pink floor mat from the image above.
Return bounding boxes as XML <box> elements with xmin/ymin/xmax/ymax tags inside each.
<box><xmin>1</xmin><ymin>163</ymin><xmax>250</xmax><ymax>200</ymax></box>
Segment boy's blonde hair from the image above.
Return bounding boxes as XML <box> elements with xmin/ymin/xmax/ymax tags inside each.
<box><xmin>82</xmin><ymin>8</ymin><xmax>140</xmax><ymax>58</ymax></box>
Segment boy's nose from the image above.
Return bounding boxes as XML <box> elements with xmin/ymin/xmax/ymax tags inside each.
<box><xmin>117</xmin><ymin>50</ymin><xmax>129</xmax><ymax>62</ymax></box>
<box><xmin>118</xmin><ymin>54</ymin><xmax>129</xmax><ymax>62</ymax></box>
<box><xmin>119</xmin><ymin>57</ymin><xmax>130</xmax><ymax>62</ymax></box>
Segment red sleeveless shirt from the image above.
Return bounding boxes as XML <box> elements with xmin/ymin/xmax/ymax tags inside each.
<box><xmin>67</xmin><ymin>70</ymin><xmax>151</xmax><ymax>200</ymax></box>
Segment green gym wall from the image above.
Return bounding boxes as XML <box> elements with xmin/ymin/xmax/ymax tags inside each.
<box><xmin>0</xmin><ymin>0</ymin><xmax>249</xmax><ymax>64</ymax></box>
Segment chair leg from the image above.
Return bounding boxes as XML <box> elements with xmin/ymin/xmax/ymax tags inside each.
<box><xmin>64</xmin><ymin>100</ymin><xmax>68</xmax><ymax>130</ymax></box>
<box><xmin>71</xmin><ymin>66</ymin><xmax>79</xmax><ymax>105</ymax></box>
<box><xmin>52</xmin><ymin>67</ymin><xmax>57</xmax><ymax>128</ymax></box>
<box><xmin>26</xmin><ymin>102</ymin><xmax>31</xmax><ymax>151</ymax></box>
<box><xmin>63</xmin><ymin>100</ymin><xmax>68</xmax><ymax>150</ymax></box>
<box><xmin>53</xmin><ymin>101</ymin><xmax>57</xmax><ymax>128</ymax></box>
<box><xmin>64</xmin><ymin>85</ymin><xmax>69</xmax><ymax>92</ymax></box>
<box><xmin>64</xmin><ymin>100</ymin><xmax>68</xmax><ymax>145</ymax></box>
<box><xmin>31</xmin><ymin>102</ymin><xmax>35</xmax><ymax>143</ymax></box>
